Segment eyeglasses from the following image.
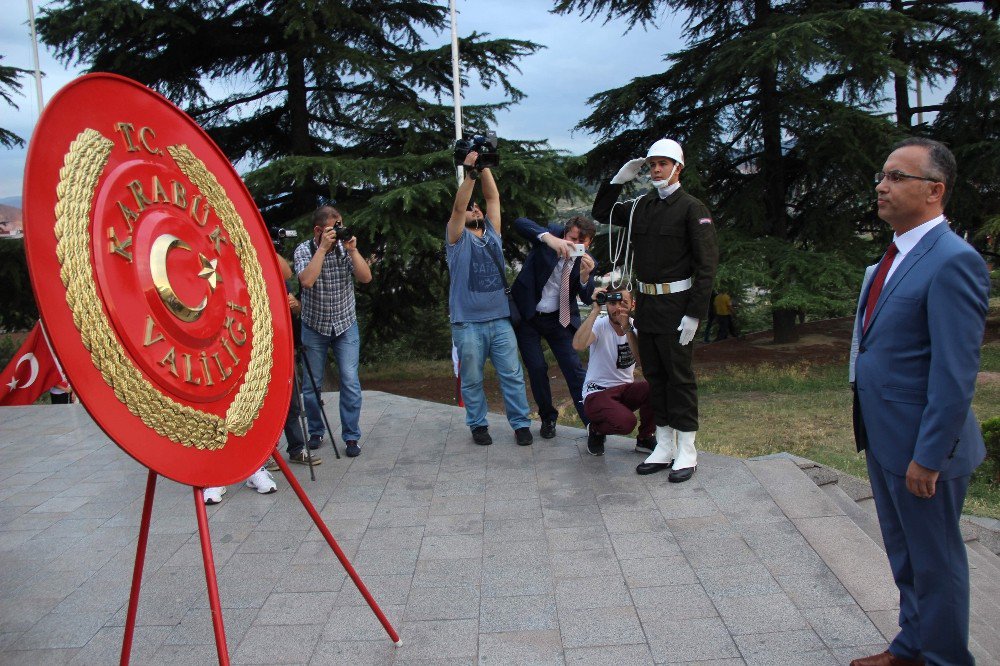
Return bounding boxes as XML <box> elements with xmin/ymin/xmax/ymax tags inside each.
<box><xmin>874</xmin><ymin>170</ymin><xmax>940</xmax><ymax>185</ymax></box>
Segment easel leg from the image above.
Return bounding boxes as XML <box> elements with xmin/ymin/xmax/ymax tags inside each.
<box><xmin>120</xmin><ymin>469</ymin><xmax>157</xmax><ymax>666</ymax></box>
<box><xmin>272</xmin><ymin>453</ymin><xmax>402</xmax><ymax>645</ymax></box>
<box><xmin>194</xmin><ymin>487</ymin><xmax>230</xmax><ymax>665</ymax></box>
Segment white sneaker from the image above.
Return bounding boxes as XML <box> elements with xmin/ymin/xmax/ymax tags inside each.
<box><xmin>246</xmin><ymin>467</ymin><xmax>277</xmax><ymax>494</ymax></box>
<box><xmin>203</xmin><ymin>486</ymin><xmax>226</xmax><ymax>505</ymax></box>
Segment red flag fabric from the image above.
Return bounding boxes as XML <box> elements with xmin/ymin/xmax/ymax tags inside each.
<box><xmin>0</xmin><ymin>322</ymin><xmax>67</xmax><ymax>406</ymax></box>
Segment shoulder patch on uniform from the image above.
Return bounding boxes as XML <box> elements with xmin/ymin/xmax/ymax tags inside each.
<box><xmin>698</xmin><ymin>217</ymin><xmax>712</xmax><ymax>225</ymax></box>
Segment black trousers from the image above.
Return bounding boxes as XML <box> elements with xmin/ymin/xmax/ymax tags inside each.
<box><xmin>637</xmin><ymin>329</ymin><xmax>698</xmax><ymax>431</ymax></box>
<box><xmin>514</xmin><ymin>312</ymin><xmax>588</xmax><ymax>424</ymax></box>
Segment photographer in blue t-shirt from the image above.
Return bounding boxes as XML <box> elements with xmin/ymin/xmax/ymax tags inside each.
<box><xmin>445</xmin><ymin>150</ymin><xmax>533</xmax><ymax>448</ymax></box>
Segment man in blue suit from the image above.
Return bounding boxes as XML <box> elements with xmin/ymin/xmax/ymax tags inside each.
<box><xmin>511</xmin><ymin>216</ymin><xmax>597</xmax><ymax>438</ymax></box>
<box><xmin>850</xmin><ymin>137</ymin><xmax>990</xmax><ymax>666</ymax></box>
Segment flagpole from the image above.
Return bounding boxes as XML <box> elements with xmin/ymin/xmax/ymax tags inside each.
<box><xmin>25</xmin><ymin>0</ymin><xmax>44</xmax><ymax>117</ymax></box>
<box><xmin>450</xmin><ymin>0</ymin><xmax>463</xmax><ymax>186</ymax></box>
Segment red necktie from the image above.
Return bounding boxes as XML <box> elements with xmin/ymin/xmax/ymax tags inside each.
<box><xmin>863</xmin><ymin>242</ymin><xmax>899</xmax><ymax>333</ymax></box>
<box><xmin>558</xmin><ymin>260</ymin><xmax>572</xmax><ymax>327</ymax></box>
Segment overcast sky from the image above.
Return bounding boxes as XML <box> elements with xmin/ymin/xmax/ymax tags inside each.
<box><xmin>0</xmin><ymin>0</ymin><xmax>686</xmax><ymax>199</ymax></box>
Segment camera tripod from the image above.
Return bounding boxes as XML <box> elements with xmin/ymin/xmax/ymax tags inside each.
<box><xmin>287</xmin><ymin>346</ymin><xmax>341</xmax><ymax>481</ymax></box>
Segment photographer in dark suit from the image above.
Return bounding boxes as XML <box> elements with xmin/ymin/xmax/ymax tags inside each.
<box><xmin>510</xmin><ymin>216</ymin><xmax>597</xmax><ymax>438</ymax></box>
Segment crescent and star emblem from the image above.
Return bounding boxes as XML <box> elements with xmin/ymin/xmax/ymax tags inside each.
<box><xmin>149</xmin><ymin>233</ymin><xmax>220</xmax><ymax>322</ymax></box>
<box><xmin>7</xmin><ymin>353</ymin><xmax>39</xmax><ymax>391</ymax></box>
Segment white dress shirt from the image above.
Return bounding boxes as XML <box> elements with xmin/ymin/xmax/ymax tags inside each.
<box><xmin>886</xmin><ymin>214</ymin><xmax>946</xmax><ymax>283</ymax></box>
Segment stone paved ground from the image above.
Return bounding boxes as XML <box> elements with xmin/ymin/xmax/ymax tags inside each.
<box><xmin>0</xmin><ymin>391</ymin><xmax>985</xmax><ymax>665</ymax></box>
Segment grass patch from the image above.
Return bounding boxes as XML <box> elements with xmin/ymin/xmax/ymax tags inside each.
<box><xmin>361</xmin><ymin>359</ymin><xmax>453</xmax><ymax>381</ymax></box>
<box><xmin>696</xmin><ymin>362</ymin><xmax>1000</xmax><ymax>519</ymax></box>
<box><xmin>980</xmin><ymin>341</ymin><xmax>1000</xmax><ymax>373</ymax></box>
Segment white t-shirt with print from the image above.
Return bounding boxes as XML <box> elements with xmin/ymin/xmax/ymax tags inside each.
<box><xmin>582</xmin><ymin>315</ymin><xmax>636</xmax><ymax>401</ymax></box>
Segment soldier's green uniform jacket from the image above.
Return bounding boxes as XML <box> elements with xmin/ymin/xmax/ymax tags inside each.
<box><xmin>592</xmin><ymin>182</ymin><xmax>719</xmax><ymax>334</ymax></box>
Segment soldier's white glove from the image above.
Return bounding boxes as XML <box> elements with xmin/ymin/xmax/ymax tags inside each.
<box><xmin>610</xmin><ymin>158</ymin><xmax>646</xmax><ymax>185</ymax></box>
<box><xmin>677</xmin><ymin>316</ymin><xmax>699</xmax><ymax>346</ymax></box>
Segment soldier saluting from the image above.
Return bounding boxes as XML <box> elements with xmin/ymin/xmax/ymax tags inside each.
<box><xmin>592</xmin><ymin>139</ymin><xmax>718</xmax><ymax>483</ymax></box>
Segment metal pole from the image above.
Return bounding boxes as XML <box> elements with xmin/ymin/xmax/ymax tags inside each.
<box><xmin>25</xmin><ymin>0</ymin><xmax>44</xmax><ymax>116</ymax></box>
<box><xmin>194</xmin><ymin>487</ymin><xmax>230</xmax><ymax>665</ymax></box>
<box><xmin>915</xmin><ymin>72</ymin><xmax>924</xmax><ymax>126</ymax></box>
<box><xmin>120</xmin><ymin>470</ymin><xmax>157</xmax><ymax>666</ymax></box>
<box><xmin>450</xmin><ymin>0</ymin><xmax>464</xmax><ymax>186</ymax></box>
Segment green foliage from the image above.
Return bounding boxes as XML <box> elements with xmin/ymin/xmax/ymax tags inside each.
<box><xmin>557</xmin><ymin>0</ymin><xmax>1000</xmax><ymax>341</ymax></box>
<box><xmin>0</xmin><ymin>55</ymin><xmax>27</xmax><ymax>148</ymax></box>
<box><xmin>0</xmin><ymin>331</ymin><xmax>28</xmax><ymax>369</ymax></box>
<box><xmin>982</xmin><ymin>416</ymin><xmax>1000</xmax><ymax>483</ymax></box>
<box><xmin>38</xmin><ymin>0</ymin><xmax>583</xmax><ymax>357</ymax></box>
<box><xmin>0</xmin><ymin>240</ymin><xmax>39</xmax><ymax>331</ymax></box>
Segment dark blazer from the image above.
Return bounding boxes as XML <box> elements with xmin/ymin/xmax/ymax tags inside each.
<box><xmin>852</xmin><ymin>222</ymin><xmax>990</xmax><ymax>479</ymax></box>
<box><xmin>511</xmin><ymin>217</ymin><xmax>595</xmax><ymax>329</ymax></box>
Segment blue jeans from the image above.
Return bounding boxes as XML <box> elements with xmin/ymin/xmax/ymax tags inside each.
<box><xmin>300</xmin><ymin>321</ymin><xmax>362</xmax><ymax>442</ymax></box>
<box><xmin>452</xmin><ymin>319</ymin><xmax>531</xmax><ymax>430</ymax></box>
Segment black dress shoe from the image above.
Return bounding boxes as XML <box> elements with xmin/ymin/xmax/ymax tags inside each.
<box><xmin>540</xmin><ymin>418</ymin><xmax>557</xmax><ymax>439</ymax></box>
<box><xmin>668</xmin><ymin>466</ymin><xmax>696</xmax><ymax>483</ymax></box>
<box><xmin>636</xmin><ymin>461</ymin><xmax>673</xmax><ymax>475</ymax></box>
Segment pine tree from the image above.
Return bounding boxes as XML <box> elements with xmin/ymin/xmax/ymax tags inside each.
<box><xmin>0</xmin><ymin>56</ymin><xmax>28</xmax><ymax>149</ymax></box>
<box><xmin>876</xmin><ymin>1</ymin><xmax>1000</xmax><ymax>244</ymax></box>
<box><xmin>38</xmin><ymin>0</ymin><xmax>583</xmax><ymax>357</ymax></box>
<box><xmin>555</xmin><ymin>0</ymin><xmax>998</xmax><ymax>342</ymax></box>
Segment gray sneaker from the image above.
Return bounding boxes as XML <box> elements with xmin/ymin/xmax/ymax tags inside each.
<box><xmin>289</xmin><ymin>451</ymin><xmax>322</xmax><ymax>466</ymax></box>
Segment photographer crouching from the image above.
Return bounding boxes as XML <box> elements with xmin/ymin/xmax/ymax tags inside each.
<box><xmin>446</xmin><ymin>140</ymin><xmax>533</xmax><ymax>448</ymax></box>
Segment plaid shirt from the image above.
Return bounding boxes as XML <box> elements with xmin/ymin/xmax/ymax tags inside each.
<box><xmin>293</xmin><ymin>239</ymin><xmax>357</xmax><ymax>337</ymax></box>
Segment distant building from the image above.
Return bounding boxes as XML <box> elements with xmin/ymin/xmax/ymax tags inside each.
<box><xmin>0</xmin><ymin>204</ymin><xmax>23</xmax><ymax>237</ymax></box>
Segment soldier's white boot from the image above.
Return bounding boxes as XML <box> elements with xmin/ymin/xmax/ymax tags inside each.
<box><xmin>636</xmin><ymin>425</ymin><xmax>676</xmax><ymax>475</ymax></box>
<box><xmin>669</xmin><ymin>430</ymin><xmax>698</xmax><ymax>483</ymax></box>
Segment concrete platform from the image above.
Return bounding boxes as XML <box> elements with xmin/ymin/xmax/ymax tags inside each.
<box><xmin>0</xmin><ymin>392</ymin><xmax>994</xmax><ymax>665</ymax></box>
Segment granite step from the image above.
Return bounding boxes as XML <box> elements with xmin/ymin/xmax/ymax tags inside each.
<box><xmin>746</xmin><ymin>458</ymin><xmax>898</xmax><ymax>615</ymax></box>
<box><xmin>818</xmin><ymin>476</ymin><xmax>1000</xmax><ymax>665</ymax></box>
<box><xmin>820</xmin><ymin>480</ymin><xmax>884</xmax><ymax>550</ymax></box>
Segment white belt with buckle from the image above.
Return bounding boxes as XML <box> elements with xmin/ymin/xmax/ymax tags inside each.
<box><xmin>637</xmin><ymin>277</ymin><xmax>693</xmax><ymax>295</ymax></box>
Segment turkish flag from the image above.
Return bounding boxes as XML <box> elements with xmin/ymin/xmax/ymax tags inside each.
<box><xmin>0</xmin><ymin>322</ymin><xmax>68</xmax><ymax>406</ymax></box>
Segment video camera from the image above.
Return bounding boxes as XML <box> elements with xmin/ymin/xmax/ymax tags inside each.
<box><xmin>269</xmin><ymin>226</ymin><xmax>298</xmax><ymax>252</ymax></box>
<box><xmin>596</xmin><ymin>291</ymin><xmax>624</xmax><ymax>306</ymax></box>
<box><xmin>454</xmin><ymin>131</ymin><xmax>499</xmax><ymax>169</ymax></box>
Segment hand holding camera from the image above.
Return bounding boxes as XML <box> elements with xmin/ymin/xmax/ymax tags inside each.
<box><xmin>319</xmin><ymin>226</ymin><xmax>338</xmax><ymax>252</ymax></box>
<box><xmin>543</xmin><ymin>234</ymin><xmax>578</xmax><ymax>259</ymax></box>
<box><xmin>578</xmin><ymin>252</ymin><xmax>595</xmax><ymax>283</ymax></box>
<box><xmin>454</xmin><ymin>131</ymin><xmax>499</xmax><ymax>169</ymax></box>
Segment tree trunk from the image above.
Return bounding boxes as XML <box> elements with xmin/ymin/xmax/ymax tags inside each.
<box><xmin>286</xmin><ymin>51</ymin><xmax>316</xmax><ymax>215</ymax></box>
<box><xmin>755</xmin><ymin>0</ymin><xmax>792</xmax><ymax>344</ymax></box>
<box><xmin>891</xmin><ymin>0</ymin><xmax>911</xmax><ymax>129</ymax></box>
<box><xmin>772</xmin><ymin>308</ymin><xmax>800</xmax><ymax>343</ymax></box>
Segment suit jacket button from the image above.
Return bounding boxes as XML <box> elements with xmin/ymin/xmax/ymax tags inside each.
<box><xmin>859</xmin><ymin>345</ymin><xmax>866</xmax><ymax>353</ymax></box>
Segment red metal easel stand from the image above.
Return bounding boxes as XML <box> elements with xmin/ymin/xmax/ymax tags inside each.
<box><xmin>119</xmin><ymin>459</ymin><xmax>401</xmax><ymax>665</ymax></box>
<box><xmin>272</xmin><ymin>452</ymin><xmax>402</xmax><ymax>645</ymax></box>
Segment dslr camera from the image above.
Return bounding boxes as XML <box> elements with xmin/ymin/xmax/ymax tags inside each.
<box><xmin>454</xmin><ymin>131</ymin><xmax>499</xmax><ymax>169</ymax></box>
<box><xmin>333</xmin><ymin>225</ymin><xmax>354</xmax><ymax>244</ymax></box>
<box><xmin>596</xmin><ymin>291</ymin><xmax>624</xmax><ymax>306</ymax></box>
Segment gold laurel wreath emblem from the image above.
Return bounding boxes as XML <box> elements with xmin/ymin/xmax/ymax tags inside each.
<box><xmin>54</xmin><ymin>128</ymin><xmax>273</xmax><ymax>451</ymax></box>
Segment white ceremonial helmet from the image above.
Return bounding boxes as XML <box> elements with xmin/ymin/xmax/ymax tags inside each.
<box><xmin>646</xmin><ymin>138</ymin><xmax>684</xmax><ymax>166</ymax></box>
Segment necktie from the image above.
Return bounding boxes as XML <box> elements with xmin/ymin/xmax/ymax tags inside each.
<box><xmin>558</xmin><ymin>259</ymin><xmax>572</xmax><ymax>327</ymax></box>
<box><xmin>863</xmin><ymin>242</ymin><xmax>899</xmax><ymax>333</ymax></box>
